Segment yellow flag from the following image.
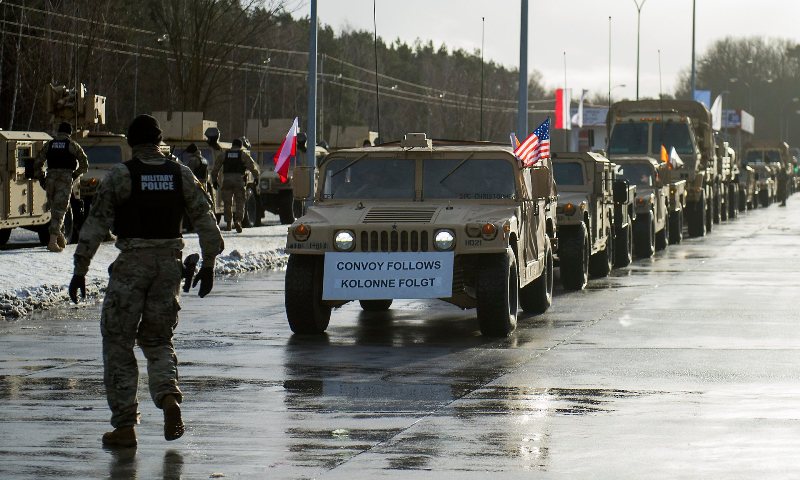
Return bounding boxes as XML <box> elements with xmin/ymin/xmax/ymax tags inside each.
<box><xmin>660</xmin><ymin>144</ymin><xmax>668</xmax><ymax>163</ymax></box>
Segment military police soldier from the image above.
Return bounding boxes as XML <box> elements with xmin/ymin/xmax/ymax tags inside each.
<box><xmin>34</xmin><ymin>121</ymin><xmax>88</xmax><ymax>252</ymax></box>
<box><xmin>69</xmin><ymin>114</ymin><xmax>223</xmax><ymax>448</ymax></box>
<box><xmin>211</xmin><ymin>138</ymin><xmax>259</xmax><ymax>233</ymax></box>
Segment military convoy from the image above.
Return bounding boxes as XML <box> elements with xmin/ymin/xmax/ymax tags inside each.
<box><xmin>284</xmin><ymin>133</ymin><xmax>556</xmax><ymax>337</ymax></box>
<box><xmin>551</xmin><ymin>152</ymin><xmax>618</xmax><ymax>289</ymax></box>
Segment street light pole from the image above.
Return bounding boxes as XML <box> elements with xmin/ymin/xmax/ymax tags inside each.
<box><xmin>517</xmin><ymin>0</ymin><xmax>529</xmax><ymax>136</ymax></box>
<box><xmin>633</xmin><ymin>0</ymin><xmax>646</xmax><ymax>101</ymax></box>
<box><xmin>306</xmin><ymin>0</ymin><xmax>318</xmax><ymax>208</ymax></box>
<box><xmin>690</xmin><ymin>0</ymin><xmax>696</xmax><ymax>99</ymax></box>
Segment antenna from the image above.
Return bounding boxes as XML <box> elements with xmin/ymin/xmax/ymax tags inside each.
<box><xmin>372</xmin><ymin>0</ymin><xmax>382</xmax><ymax>143</ymax></box>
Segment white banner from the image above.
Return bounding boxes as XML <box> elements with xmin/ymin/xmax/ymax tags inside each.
<box><xmin>323</xmin><ymin>252</ymin><xmax>454</xmax><ymax>300</ymax></box>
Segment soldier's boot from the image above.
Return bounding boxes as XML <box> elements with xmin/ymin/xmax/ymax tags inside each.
<box><xmin>56</xmin><ymin>233</ymin><xmax>67</xmax><ymax>249</ymax></box>
<box><xmin>101</xmin><ymin>426</ymin><xmax>137</xmax><ymax>448</ymax></box>
<box><xmin>235</xmin><ymin>222</ymin><xmax>243</xmax><ymax>233</ymax></box>
<box><xmin>162</xmin><ymin>394</ymin><xmax>184</xmax><ymax>441</ymax></box>
<box><xmin>47</xmin><ymin>235</ymin><xmax>64</xmax><ymax>253</ymax></box>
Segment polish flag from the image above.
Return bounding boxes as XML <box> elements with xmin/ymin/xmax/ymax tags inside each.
<box><xmin>273</xmin><ymin>117</ymin><xmax>298</xmax><ymax>183</ymax></box>
<box><xmin>554</xmin><ymin>88</ymin><xmax>571</xmax><ymax>130</ymax></box>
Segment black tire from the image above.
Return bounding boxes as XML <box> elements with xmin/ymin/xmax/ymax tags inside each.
<box><xmin>519</xmin><ymin>236</ymin><xmax>553</xmax><ymax>314</ymax></box>
<box><xmin>278</xmin><ymin>190</ymin><xmax>295</xmax><ymax>225</ymax></box>
<box><xmin>359</xmin><ymin>300</ymin><xmax>392</xmax><ymax>311</ymax></box>
<box><xmin>705</xmin><ymin>196</ymin><xmax>713</xmax><ymax>233</ymax></box>
<box><xmin>668</xmin><ymin>210</ymin><xmax>683</xmax><ymax>245</ymax></box>
<box><xmin>687</xmin><ymin>191</ymin><xmax>706</xmax><ymax>238</ymax></box>
<box><xmin>655</xmin><ymin>213</ymin><xmax>668</xmax><ymax>251</ymax></box>
<box><xmin>720</xmin><ymin>185</ymin><xmax>728</xmax><ymax>222</ymax></box>
<box><xmin>589</xmin><ymin>226</ymin><xmax>613</xmax><ymax>278</ymax></box>
<box><xmin>476</xmin><ymin>248</ymin><xmax>518</xmax><ymax>337</ymax></box>
<box><xmin>713</xmin><ymin>189</ymin><xmax>722</xmax><ymax>224</ymax></box>
<box><xmin>0</xmin><ymin>228</ymin><xmax>11</xmax><ymax>245</ymax></box>
<box><xmin>614</xmin><ymin>224</ymin><xmax>633</xmax><ymax>268</ymax></box>
<box><xmin>559</xmin><ymin>224</ymin><xmax>589</xmax><ymax>290</ymax></box>
<box><xmin>738</xmin><ymin>188</ymin><xmax>747</xmax><ymax>212</ymax></box>
<box><xmin>634</xmin><ymin>212</ymin><xmax>655</xmax><ymax>258</ymax></box>
<box><xmin>728</xmin><ymin>184</ymin><xmax>738</xmax><ymax>220</ymax></box>
<box><xmin>285</xmin><ymin>255</ymin><xmax>331</xmax><ymax>334</ymax></box>
<box><xmin>759</xmin><ymin>189</ymin><xmax>770</xmax><ymax>208</ymax></box>
<box><xmin>244</xmin><ymin>187</ymin><xmax>261</xmax><ymax>227</ymax></box>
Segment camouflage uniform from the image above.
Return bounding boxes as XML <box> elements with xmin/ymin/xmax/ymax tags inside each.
<box><xmin>74</xmin><ymin>143</ymin><xmax>223</xmax><ymax>429</ymax></box>
<box><xmin>183</xmin><ymin>150</ymin><xmax>210</xmax><ymax>188</ymax></box>
<box><xmin>211</xmin><ymin>146</ymin><xmax>259</xmax><ymax>228</ymax></box>
<box><xmin>34</xmin><ymin>132</ymin><xmax>88</xmax><ymax>236</ymax></box>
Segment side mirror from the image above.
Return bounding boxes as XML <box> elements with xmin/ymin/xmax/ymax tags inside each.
<box><xmin>612</xmin><ymin>179</ymin><xmax>630</xmax><ymax>203</ymax></box>
<box><xmin>293</xmin><ymin>165</ymin><xmax>314</xmax><ymax>200</ymax></box>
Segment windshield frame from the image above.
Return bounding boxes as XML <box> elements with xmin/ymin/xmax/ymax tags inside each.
<box><xmin>552</xmin><ymin>161</ymin><xmax>587</xmax><ymax>190</ymax></box>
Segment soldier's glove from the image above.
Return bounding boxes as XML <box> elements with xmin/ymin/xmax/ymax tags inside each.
<box><xmin>38</xmin><ymin>177</ymin><xmax>46</xmax><ymax>189</ymax></box>
<box><xmin>68</xmin><ymin>275</ymin><xmax>86</xmax><ymax>304</ymax></box>
<box><xmin>192</xmin><ymin>266</ymin><xmax>214</xmax><ymax>298</ymax></box>
<box><xmin>212</xmin><ymin>181</ymin><xmax>220</xmax><ymax>190</ymax></box>
<box><xmin>182</xmin><ymin>253</ymin><xmax>200</xmax><ymax>293</ymax></box>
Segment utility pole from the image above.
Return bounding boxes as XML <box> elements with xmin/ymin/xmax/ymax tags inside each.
<box><xmin>633</xmin><ymin>0</ymin><xmax>646</xmax><ymax>101</ymax></box>
<box><xmin>517</xmin><ymin>0</ymin><xmax>529</xmax><ymax>136</ymax></box>
<box><xmin>690</xmin><ymin>0</ymin><xmax>697</xmax><ymax>98</ymax></box>
<box><xmin>306</xmin><ymin>0</ymin><xmax>318</xmax><ymax>208</ymax></box>
<box><xmin>480</xmin><ymin>16</ymin><xmax>485</xmax><ymax>140</ymax></box>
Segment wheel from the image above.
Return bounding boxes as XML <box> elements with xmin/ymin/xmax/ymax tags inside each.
<box><xmin>589</xmin><ymin>226</ymin><xmax>613</xmax><ymax>278</ymax></box>
<box><xmin>713</xmin><ymin>189</ymin><xmax>722</xmax><ymax>224</ymax></box>
<box><xmin>614</xmin><ymin>224</ymin><xmax>633</xmax><ymax>268</ymax></box>
<box><xmin>705</xmin><ymin>196</ymin><xmax>713</xmax><ymax>233</ymax></box>
<box><xmin>720</xmin><ymin>185</ymin><xmax>728</xmax><ymax>222</ymax></box>
<box><xmin>687</xmin><ymin>198</ymin><xmax>705</xmax><ymax>238</ymax></box>
<box><xmin>668</xmin><ymin>210</ymin><xmax>683</xmax><ymax>245</ymax></box>
<box><xmin>558</xmin><ymin>223</ymin><xmax>589</xmax><ymax>290</ymax></box>
<box><xmin>278</xmin><ymin>190</ymin><xmax>295</xmax><ymax>225</ymax></box>
<box><xmin>519</xmin><ymin>236</ymin><xmax>553</xmax><ymax>314</ymax></box>
<box><xmin>243</xmin><ymin>187</ymin><xmax>261</xmax><ymax>227</ymax></box>
<box><xmin>476</xmin><ymin>248</ymin><xmax>518</xmax><ymax>337</ymax></box>
<box><xmin>359</xmin><ymin>300</ymin><xmax>392</xmax><ymax>311</ymax></box>
<box><xmin>728</xmin><ymin>184</ymin><xmax>738</xmax><ymax>219</ymax></box>
<box><xmin>738</xmin><ymin>188</ymin><xmax>746</xmax><ymax>212</ymax></box>
<box><xmin>634</xmin><ymin>211</ymin><xmax>655</xmax><ymax>258</ymax></box>
<box><xmin>759</xmin><ymin>189</ymin><xmax>770</xmax><ymax>208</ymax></box>
<box><xmin>0</xmin><ymin>228</ymin><xmax>11</xmax><ymax>245</ymax></box>
<box><xmin>285</xmin><ymin>254</ymin><xmax>331</xmax><ymax>334</ymax></box>
<box><xmin>655</xmin><ymin>213</ymin><xmax>668</xmax><ymax>251</ymax></box>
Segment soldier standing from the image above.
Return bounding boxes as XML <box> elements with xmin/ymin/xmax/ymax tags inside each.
<box><xmin>34</xmin><ymin>122</ymin><xmax>88</xmax><ymax>252</ymax></box>
<box><xmin>69</xmin><ymin>114</ymin><xmax>223</xmax><ymax>448</ymax></box>
<box><xmin>211</xmin><ymin>138</ymin><xmax>259</xmax><ymax>233</ymax></box>
<box><xmin>182</xmin><ymin>143</ymin><xmax>210</xmax><ymax>188</ymax></box>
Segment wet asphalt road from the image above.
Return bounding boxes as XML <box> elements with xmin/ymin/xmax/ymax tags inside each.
<box><xmin>3</xmin><ymin>201</ymin><xmax>800</xmax><ymax>479</ymax></box>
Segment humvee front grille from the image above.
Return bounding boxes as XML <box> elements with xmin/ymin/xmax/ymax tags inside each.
<box><xmin>362</xmin><ymin>207</ymin><xmax>438</xmax><ymax>224</ymax></box>
<box><xmin>359</xmin><ymin>230</ymin><xmax>430</xmax><ymax>252</ymax></box>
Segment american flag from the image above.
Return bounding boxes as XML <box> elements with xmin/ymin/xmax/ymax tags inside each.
<box><xmin>514</xmin><ymin>118</ymin><xmax>550</xmax><ymax>167</ymax></box>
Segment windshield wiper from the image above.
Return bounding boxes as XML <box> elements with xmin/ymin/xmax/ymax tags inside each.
<box><xmin>439</xmin><ymin>152</ymin><xmax>475</xmax><ymax>184</ymax></box>
<box><xmin>331</xmin><ymin>153</ymin><xmax>368</xmax><ymax>177</ymax></box>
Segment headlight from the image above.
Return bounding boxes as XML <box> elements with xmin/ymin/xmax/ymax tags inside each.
<box><xmin>434</xmin><ymin>229</ymin><xmax>455</xmax><ymax>251</ymax></box>
<box><xmin>334</xmin><ymin>230</ymin><xmax>355</xmax><ymax>251</ymax></box>
<box><xmin>563</xmin><ymin>203</ymin><xmax>576</xmax><ymax>216</ymax></box>
<box><xmin>292</xmin><ymin>223</ymin><xmax>310</xmax><ymax>241</ymax></box>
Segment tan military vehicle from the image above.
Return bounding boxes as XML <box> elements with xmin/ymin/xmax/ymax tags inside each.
<box><xmin>743</xmin><ymin>141</ymin><xmax>791</xmax><ymax>206</ymax></box>
<box><xmin>612</xmin><ymin>177</ymin><xmax>637</xmax><ymax>268</ymax></box>
<box><xmin>0</xmin><ymin>131</ymin><xmax>80</xmax><ymax>246</ymax></box>
<box><xmin>551</xmin><ymin>152</ymin><xmax>616</xmax><ymax>290</ymax></box>
<box><xmin>284</xmin><ymin>133</ymin><xmax>557</xmax><ymax>337</ymax></box>
<box><xmin>615</xmin><ymin>156</ymin><xmax>686</xmax><ymax>257</ymax></box>
<box><xmin>77</xmin><ymin>133</ymin><xmax>131</xmax><ymax>212</ymax></box>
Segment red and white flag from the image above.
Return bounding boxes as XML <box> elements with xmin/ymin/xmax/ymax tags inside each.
<box><xmin>554</xmin><ymin>88</ymin><xmax>571</xmax><ymax>130</ymax></box>
<box><xmin>514</xmin><ymin>118</ymin><xmax>551</xmax><ymax>167</ymax></box>
<box><xmin>273</xmin><ymin>117</ymin><xmax>298</xmax><ymax>183</ymax></box>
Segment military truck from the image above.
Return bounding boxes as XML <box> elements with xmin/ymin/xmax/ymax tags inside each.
<box><xmin>615</xmin><ymin>156</ymin><xmax>686</xmax><ymax>257</ymax></box>
<box><xmin>742</xmin><ymin>141</ymin><xmax>792</xmax><ymax>206</ymax></box>
<box><xmin>607</xmin><ymin>100</ymin><xmax>718</xmax><ymax>238</ymax></box>
<box><xmin>551</xmin><ymin>152</ymin><xmax>616</xmax><ymax>290</ymax></box>
<box><xmin>78</xmin><ymin>133</ymin><xmax>131</xmax><ymax>212</ymax></box>
<box><xmin>0</xmin><ymin>131</ymin><xmax>83</xmax><ymax>246</ymax></box>
<box><xmin>284</xmin><ymin>133</ymin><xmax>557</xmax><ymax>337</ymax></box>
<box><xmin>714</xmin><ymin>139</ymin><xmax>739</xmax><ymax>222</ymax></box>
<box><xmin>612</xmin><ymin>178</ymin><xmax>637</xmax><ymax>268</ymax></box>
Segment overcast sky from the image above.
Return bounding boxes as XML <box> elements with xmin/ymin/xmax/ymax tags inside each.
<box><xmin>299</xmin><ymin>0</ymin><xmax>800</xmax><ymax>101</ymax></box>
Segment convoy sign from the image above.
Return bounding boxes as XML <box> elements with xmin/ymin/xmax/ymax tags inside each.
<box><xmin>323</xmin><ymin>252</ymin><xmax>454</xmax><ymax>300</ymax></box>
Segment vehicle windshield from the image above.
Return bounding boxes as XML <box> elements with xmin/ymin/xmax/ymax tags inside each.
<box><xmin>84</xmin><ymin>145</ymin><xmax>122</xmax><ymax>165</ymax></box>
<box><xmin>617</xmin><ymin>163</ymin><xmax>654</xmax><ymax>187</ymax></box>
<box><xmin>423</xmin><ymin>158</ymin><xmax>517</xmax><ymax>199</ymax></box>
<box><xmin>743</xmin><ymin>150</ymin><xmax>780</xmax><ymax>165</ymax></box>
<box><xmin>608</xmin><ymin>123</ymin><xmax>648</xmax><ymax>154</ymax></box>
<box><xmin>765</xmin><ymin>150</ymin><xmax>782</xmax><ymax>163</ymax></box>
<box><xmin>553</xmin><ymin>162</ymin><xmax>584</xmax><ymax>186</ymax></box>
<box><xmin>322</xmin><ymin>157</ymin><xmax>415</xmax><ymax>200</ymax></box>
<box><xmin>652</xmin><ymin>123</ymin><xmax>694</xmax><ymax>155</ymax></box>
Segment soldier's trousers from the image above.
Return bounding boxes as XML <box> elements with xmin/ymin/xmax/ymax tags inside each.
<box><xmin>45</xmin><ymin>169</ymin><xmax>74</xmax><ymax>235</ymax></box>
<box><xmin>220</xmin><ymin>176</ymin><xmax>246</xmax><ymax>226</ymax></box>
<box><xmin>101</xmin><ymin>249</ymin><xmax>183</xmax><ymax>428</ymax></box>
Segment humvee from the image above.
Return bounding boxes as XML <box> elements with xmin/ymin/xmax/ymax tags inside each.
<box><xmin>0</xmin><ymin>131</ymin><xmax>80</xmax><ymax>245</ymax></box>
<box><xmin>615</xmin><ymin>156</ymin><xmax>686</xmax><ymax>257</ymax></box>
<box><xmin>743</xmin><ymin>141</ymin><xmax>791</xmax><ymax>207</ymax></box>
<box><xmin>551</xmin><ymin>152</ymin><xmax>616</xmax><ymax>290</ymax></box>
<box><xmin>284</xmin><ymin>133</ymin><xmax>557</xmax><ymax>337</ymax></box>
<box><xmin>77</xmin><ymin>132</ymin><xmax>131</xmax><ymax>212</ymax></box>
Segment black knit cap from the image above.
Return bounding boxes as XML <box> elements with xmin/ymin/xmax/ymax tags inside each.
<box><xmin>127</xmin><ymin>114</ymin><xmax>162</xmax><ymax>147</ymax></box>
<box><xmin>57</xmin><ymin>122</ymin><xmax>72</xmax><ymax>135</ymax></box>
<box><xmin>185</xmin><ymin>143</ymin><xmax>198</xmax><ymax>153</ymax></box>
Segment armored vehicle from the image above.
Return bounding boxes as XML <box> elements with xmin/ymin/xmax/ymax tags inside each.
<box><xmin>0</xmin><ymin>131</ymin><xmax>80</xmax><ymax>245</ymax></box>
<box><xmin>742</xmin><ymin>141</ymin><xmax>792</xmax><ymax>206</ymax></box>
<box><xmin>284</xmin><ymin>133</ymin><xmax>557</xmax><ymax>337</ymax></box>
<box><xmin>551</xmin><ymin>152</ymin><xmax>616</xmax><ymax>290</ymax></box>
<box><xmin>615</xmin><ymin>156</ymin><xmax>685</xmax><ymax>257</ymax></box>
<box><xmin>607</xmin><ymin>100</ymin><xmax>718</xmax><ymax>238</ymax></box>
<box><xmin>78</xmin><ymin>133</ymin><xmax>131</xmax><ymax>212</ymax></box>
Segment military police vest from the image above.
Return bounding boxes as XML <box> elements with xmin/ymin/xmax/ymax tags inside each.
<box><xmin>114</xmin><ymin>158</ymin><xmax>185</xmax><ymax>239</ymax></box>
<box><xmin>223</xmin><ymin>150</ymin><xmax>245</xmax><ymax>174</ymax></box>
<box><xmin>47</xmin><ymin>137</ymin><xmax>78</xmax><ymax>171</ymax></box>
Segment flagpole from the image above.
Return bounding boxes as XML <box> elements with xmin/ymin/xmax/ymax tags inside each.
<box><xmin>306</xmin><ymin>0</ymin><xmax>318</xmax><ymax>209</ymax></box>
<box><xmin>563</xmin><ymin>51</ymin><xmax>568</xmax><ymax>152</ymax></box>
<box><xmin>517</xmin><ymin>0</ymin><xmax>529</xmax><ymax>137</ymax></box>
<box><xmin>480</xmin><ymin>16</ymin><xmax>485</xmax><ymax>141</ymax></box>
